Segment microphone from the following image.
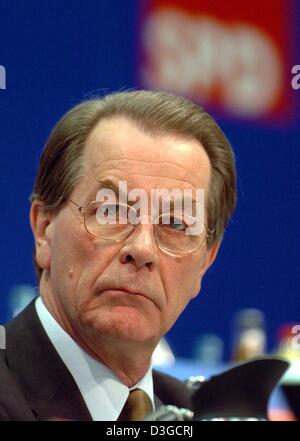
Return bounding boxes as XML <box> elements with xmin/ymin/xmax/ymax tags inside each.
<box><xmin>143</xmin><ymin>405</ymin><xmax>194</xmax><ymax>421</ymax></box>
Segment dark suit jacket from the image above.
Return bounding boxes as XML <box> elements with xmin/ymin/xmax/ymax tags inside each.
<box><xmin>0</xmin><ymin>300</ymin><xmax>193</xmax><ymax>421</ymax></box>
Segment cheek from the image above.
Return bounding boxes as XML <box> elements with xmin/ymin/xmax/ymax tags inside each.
<box><xmin>48</xmin><ymin>221</ymin><xmax>91</xmax><ymax>298</ymax></box>
<box><xmin>54</xmin><ymin>228</ymin><xmax>84</xmax><ymax>266</ymax></box>
<box><xmin>160</xmin><ymin>257</ymin><xmax>203</xmax><ymax>318</ymax></box>
<box><xmin>178</xmin><ymin>261</ymin><xmax>203</xmax><ymax>300</ymax></box>
<box><xmin>51</xmin><ymin>222</ymin><xmax>121</xmax><ymax>295</ymax></box>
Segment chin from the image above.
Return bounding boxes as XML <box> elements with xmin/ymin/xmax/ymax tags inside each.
<box><xmin>79</xmin><ymin>307</ymin><xmax>158</xmax><ymax>343</ymax></box>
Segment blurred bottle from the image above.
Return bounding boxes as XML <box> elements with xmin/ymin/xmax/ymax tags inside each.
<box><xmin>232</xmin><ymin>309</ymin><xmax>267</xmax><ymax>361</ymax></box>
<box><xmin>8</xmin><ymin>284</ymin><xmax>37</xmax><ymax>318</ymax></box>
<box><xmin>193</xmin><ymin>333</ymin><xmax>224</xmax><ymax>366</ymax></box>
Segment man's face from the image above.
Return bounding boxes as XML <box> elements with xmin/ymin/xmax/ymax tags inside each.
<box><xmin>34</xmin><ymin>117</ymin><xmax>218</xmax><ymax>348</ymax></box>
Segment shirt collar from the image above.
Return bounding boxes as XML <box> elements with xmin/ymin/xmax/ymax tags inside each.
<box><xmin>35</xmin><ymin>296</ymin><xmax>155</xmax><ymax>421</ymax></box>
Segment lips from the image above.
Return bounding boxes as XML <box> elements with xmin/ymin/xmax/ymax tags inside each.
<box><xmin>95</xmin><ymin>279</ymin><xmax>158</xmax><ymax>307</ymax></box>
<box><xmin>106</xmin><ymin>287</ymin><xmax>147</xmax><ymax>298</ymax></box>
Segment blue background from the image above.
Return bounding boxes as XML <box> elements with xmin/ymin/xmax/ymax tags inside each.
<box><xmin>0</xmin><ymin>0</ymin><xmax>299</xmax><ymax>360</ymax></box>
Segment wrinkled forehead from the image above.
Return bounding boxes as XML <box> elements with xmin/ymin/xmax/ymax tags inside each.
<box><xmin>79</xmin><ymin>117</ymin><xmax>211</xmax><ymax>198</ymax></box>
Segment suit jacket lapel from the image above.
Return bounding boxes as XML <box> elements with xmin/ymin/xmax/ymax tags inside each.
<box><xmin>5</xmin><ymin>299</ymin><xmax>92</xmax><ymax>421</ymax></box>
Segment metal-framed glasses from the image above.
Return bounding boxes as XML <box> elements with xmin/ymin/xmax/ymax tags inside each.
<box><xmin>68</xmin><ymin>198</ymin><xmax>213</xmax><ymax>256</ymax></box>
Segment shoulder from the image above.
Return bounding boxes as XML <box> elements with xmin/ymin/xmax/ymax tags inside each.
<box><xmin>153</xmin><ymin>369</ymin><xmax>193</xmax><ymax>409</ymax></box>
<box><xmin>0</xmin><ymin>349</ymin><xmax>35</xmax><ymax>420</ymax></box>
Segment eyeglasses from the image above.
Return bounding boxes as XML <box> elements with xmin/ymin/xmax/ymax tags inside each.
<box><xmin>67</xmin><ymin>198</ymin><xmax>213</xmax><ymax>256</ymax></box>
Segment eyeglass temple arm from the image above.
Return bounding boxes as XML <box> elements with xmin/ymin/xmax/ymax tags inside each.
<box><xmin>67</xmin><ymin>198</ymin><xmax>87</xmax><ymax>214</ymax></box>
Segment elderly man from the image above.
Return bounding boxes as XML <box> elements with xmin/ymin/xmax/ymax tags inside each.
<box><xmin>0</xmin><ymin>90</ymin><xmax>236</xmax><ymax>421</ymax></box>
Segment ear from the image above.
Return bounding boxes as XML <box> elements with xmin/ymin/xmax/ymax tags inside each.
<box><xmin>191</xmin><ymin>241</ymin><xmax>222</xmax><ymax>299</ymax></box>
<box><xmin>30</xmin><ymin>201</ymin><xmax>53</xmax><ymax>271</ymax></box>
<box><xmin>199</xmin><ymin>241</ymin><xmax>222</xmax><ymax>277</ymax></box>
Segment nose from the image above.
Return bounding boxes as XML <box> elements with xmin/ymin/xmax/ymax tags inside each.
<box><xmin>119</xmin><ymin>223</ymin><xmax>158</xmax><ymax>270</ymax></box>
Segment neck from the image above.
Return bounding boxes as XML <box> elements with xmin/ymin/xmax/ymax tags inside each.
<box><xmin>39</xmin><ymin>273</ymin><xmax>156</xmax><ymax>387</ymax></box>
<box><xmin>76</xmin><ymin>331</ymin><xmax>154</xmax><ymax>387</ymax></box>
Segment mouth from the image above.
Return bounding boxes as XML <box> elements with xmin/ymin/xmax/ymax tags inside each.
<box><xmin>94</xmin><ymin>281</ymin><xmax>158</xmax><ymax>308</ymax></box>
<box><xmin>102</xmin><ymin>288</ymin><xmax>148</xmax><ymax>299</ymax></box>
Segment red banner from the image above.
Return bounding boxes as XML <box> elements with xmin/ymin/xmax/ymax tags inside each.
<box><xmin>138</xmin><ymin>0</ymin><xmax>296</xmax><ymax>121</ymax></box>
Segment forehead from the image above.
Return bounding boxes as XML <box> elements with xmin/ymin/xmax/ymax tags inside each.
<box><xmin>80</xmin><ymin>117</ymin><xmax>211</xmax><ymax>195</ymax></box>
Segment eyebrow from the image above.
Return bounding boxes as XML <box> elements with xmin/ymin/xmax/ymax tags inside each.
<box><xmin>95</xmin><ymin>178</ymin><xmax>121</xmax><ymax>195</ymax></box>
<box><xmin>95</xmin><ymin>178</ymin><xmax>198</xmax><ymax>209</ymax></box>
<box><xmin>95</xmin><ymin>178</ymin><xmax>135</xmax><ymax>205</ymax></box>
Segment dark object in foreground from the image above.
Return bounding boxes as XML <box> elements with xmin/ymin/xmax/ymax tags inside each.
<box><xmin>281</xmin><ymin>384</ymin><xmax>300</xmax><ymax>421</ymax></box>
<box><xmin>192</xmin><ymin>357</ymin><xmax>289</xmax><ymax>420</ymax></box>
<box><xmin>146</xmin><ymin>357</ymin><xmax>289</xmax><ymax>421</ymax></box>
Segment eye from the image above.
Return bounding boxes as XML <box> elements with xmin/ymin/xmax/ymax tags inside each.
<box><xmin>94</xmin><ymin>203</ymin><xmax>119</xmax><ymax>224</ymax></box>
<box><xmin>96</xmin><ymin>203</ymin><xmax>133</xmax><ymax>222</ymax></box>
<box><xmin>159</xmin><ymin>214</ymin><xmax>187</xmax><ymax>232</ymax></box>
<box><xmin>98</xmin><ymin>204</ymin><xmax>114</xmax><ymax>217</ymax></box>
<box><xmin>169</xmin><ymin>216</ymin><xmax>187</xmax><ymax>231</ymax></box>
